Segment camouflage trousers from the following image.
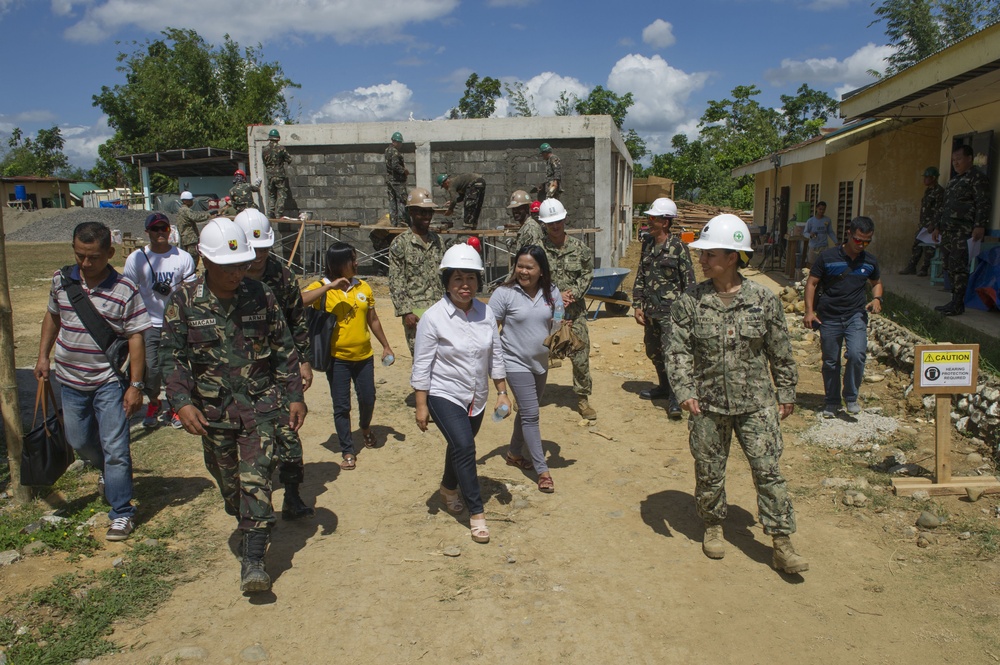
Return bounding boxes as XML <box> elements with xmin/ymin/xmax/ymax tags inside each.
<box><xmin>201</xmin><ymin>417</ymin><xmax>278</xmax><ymax>532</ymax></box>
<box><xmin>386</xmin><ymin>182</ymin><xmax>410</xmax><ymax>227</ymax></box>
<box><xmin>940</xmin><ymin>228</ymin><xmax>971</xmax><ymax>301</ymax></box>
<box><xmin>904</xmin><ymin>235</ymin><xmax>935</xmax><ymax>274</ymax></box>
<box><xmin>461</xmin><ymin>181</ymin><xmax>485</xmax><ymax>229</ymax></box>
<box><xmin>268</xmin><ymin>177</ymin><xmax>289</xmax><ymax>219</ymax></box>
<box><xmin>567</xmin><ymin>316</ymin><xmax>592</xmax><ymax>397</ymax></box>
<box><xmin>688</xmin><ymin>406</ymin><xmax>796</xmax><ymax>536</ymax></box>
<box><xmin>643</xmin><ymin>315</ymin><xmax>671</xmax><ymax>376</ymax></box>
<box><xmin>275</xmin><ymin>400</ymin><xmax>305</xmax><ymax>485</ymax></box>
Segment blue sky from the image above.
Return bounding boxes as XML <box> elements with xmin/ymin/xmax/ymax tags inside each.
<box><xmin>0</xmin><ymin>0</ymin><xmax>895</xmax><ymax>169</ymax></box>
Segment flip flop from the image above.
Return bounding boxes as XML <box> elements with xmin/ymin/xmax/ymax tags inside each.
<box><xmin>505</xmin><ymin>452</ymin><xmax>533</xmax><ymax>470</ymax></box>
<box><xmin>362</xmin><ymin>431</ymin><xmax>377</xmax><ymax>449</ymax></box>
<box><xmin>340</xmin><ymin>454</ymin><xmax>356</xmax><ymax>470</ymax></box>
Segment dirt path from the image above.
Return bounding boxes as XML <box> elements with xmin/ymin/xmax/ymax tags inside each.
<box><xmin>87</xmin><ymin>276</ymin><xmax>1000</xmax><ymax>665</ymax></box>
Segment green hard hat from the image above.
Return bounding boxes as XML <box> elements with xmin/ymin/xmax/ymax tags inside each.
<box><xmin>391</xmin><ymin>131</ymin><xmax>403</xmax><ymax>142</ymax></box>
<box><xmin>436</xmin><ymin>173</ymin><xmax>449</xmax><ymax>187</ymax></box>
<box><xmin>268</xmin><ymin>129</ymin><xmax>280</xmax><ymax>140</ymax></box>
<box><xmin>539</xmin><ymin>142</ymin><xmax>551</xmax><ymax>153</ymax></box>
<box><xmin>923</xmin><ymin>166</ymin><xmax>939</xmax><ymax>177</ymax></box>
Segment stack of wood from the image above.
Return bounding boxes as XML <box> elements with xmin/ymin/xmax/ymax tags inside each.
<box><xmin>673</xmin><ymin>200</ymin><xmax>753</xmax><ymax>231</ymax></box>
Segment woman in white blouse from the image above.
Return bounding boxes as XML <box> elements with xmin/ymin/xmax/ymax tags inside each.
<box><xmin>411</xmin><ymin>244</ymin><xmax>510</xmax><ymax>544</ymax></box>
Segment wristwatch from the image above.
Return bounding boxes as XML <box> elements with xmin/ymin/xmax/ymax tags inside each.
<box><xmin>129</xmin><ymin>381</ymin><xmax>145</xmax><ymax>390</ymax></box>
<box><xmin>873</xmin><ymin>296</ymin><xmax>883</xmax><ymax>303</ymax></box>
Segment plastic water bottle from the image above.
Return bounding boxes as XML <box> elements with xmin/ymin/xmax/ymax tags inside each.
<box><xmin>551</xmin><ymin>297</ymin><xmax>565</xmax><ymax>333</ymax></box>
<box><xmin>382</xmin><ymin>354</ymin><xmax>395</xmax><ymax>367</ymax></box>
<box><xmin>492</xmin><ymin>404</ymin><xmax>510</xmax><ymax>422</ymax></box>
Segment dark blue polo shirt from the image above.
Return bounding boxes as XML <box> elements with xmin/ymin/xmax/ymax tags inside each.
<box><xmin>810</xmin><ymin>245</ymin><xmax>880</xmax><ymax>320</ymax></box>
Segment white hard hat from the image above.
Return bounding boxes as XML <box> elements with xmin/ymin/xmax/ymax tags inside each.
<box><xmin>690</xmin><ymin>214</ymin><xmax>754</xmax><ymax>252</ymax></box>
<box><xmin>538</xmin><ymin>199</ymin><xmax>567</xmax><ymax>223</ymax></box>
<box><xmin>439</xmin><ymin>243</ymin><xmax>484</xmax><ymax>273</ymax></box>
<box><xmin>644</xmin><ymin>197</ymin><xmax>678</xmax><ymax>218</ymax></box>
<box><xmin>198</xmin><ymin>219</ymin><xmax>256</xmax><ymax>265</ymax></box>
<box><xmin>233</xmin><ymin>208</ymin><xmax>274</xmax><ymax>248</ymax></box>
<box><xmin>180</xmin><ymin>191</ymin><xmax>194</xmax><ymax>201</ymax></box>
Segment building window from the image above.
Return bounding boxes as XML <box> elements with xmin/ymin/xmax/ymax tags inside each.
<box><xmin>804</xmin><ymin>184</ymin><xmax>819</xmax><ymax>215</ymax></box>
<box><xmin>837</xmin><ymin>181</ymin><xmax>854</xmax><ymax>241</ymax></box>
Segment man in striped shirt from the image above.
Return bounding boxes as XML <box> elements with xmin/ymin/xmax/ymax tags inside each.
<box><xmin>35</xmin><ymin>222</ymin><xmax>150</xmax><ymax>541</ymax></box>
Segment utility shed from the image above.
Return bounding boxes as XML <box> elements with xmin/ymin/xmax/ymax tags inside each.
<box><xmin>247</xmin><ymin>116</ymin><xmax>634</xmax><ymax>268</ymax></box>
<box><xmin>116</xmin><ymin>147</ymin><xmax>250</xmax><ymax>210</ymax></box>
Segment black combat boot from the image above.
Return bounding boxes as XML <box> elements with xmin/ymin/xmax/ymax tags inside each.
<box><xmin>640</xmin><ymin>369</ymin><xmax>671</xmax><ymax>400</ymax></box>
<box><xmin>240</xmin><ymin>530</ymin><xmax>271</xmax><ymax>593</ymax></box>
<box><xmin>281</xmin><ymin>483</ymin><xmax>316</xmax><ymax>520</ymax></box>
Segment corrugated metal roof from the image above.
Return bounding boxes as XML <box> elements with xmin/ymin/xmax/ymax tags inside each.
<box><xmin>115</xmin><ymin>147</ymin><xmax>249</xmax><ymax>177</ymax></box>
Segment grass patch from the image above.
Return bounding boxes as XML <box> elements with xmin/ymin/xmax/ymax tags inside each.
<box><xmin>946</xmin><ymin>516</ymin><xmax>1000</xmax><ymax>557</ymax></box>
<box><xmin>882</xmin><ymin>291</ymin><xmax>1000</xmax><ymax>375</ymax></box>
<box><xmin>0</xmin><ymin>494</ymin><xmax>104</xmax><ymax>556</ymax></box>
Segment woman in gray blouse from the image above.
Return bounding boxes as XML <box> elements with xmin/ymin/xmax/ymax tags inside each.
<box><xmin>488</xmin><ymin>245</ymin><xmax>561</xmax><ymax>493</ymax></box>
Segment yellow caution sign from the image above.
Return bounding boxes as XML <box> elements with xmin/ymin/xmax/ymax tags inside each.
<box><xmin>914</xmin><ymin>344</ymin><xmax>978</xmax><ymax>394</ymax></box>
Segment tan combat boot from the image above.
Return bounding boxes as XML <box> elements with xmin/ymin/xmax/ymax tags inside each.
<box><xmin>702</xmin><ymin>525</ymin><xmax>725</xmax><ymax>559</ymax></box>
<box><xmin>577</xmin><ymin>398</ymin><xmax>597</xmax><ymax>420</ymax></box>
<box><xmin>772</xmin><ymin>535</ymin><xmax>809</xmax><ymax>574</ymax></box>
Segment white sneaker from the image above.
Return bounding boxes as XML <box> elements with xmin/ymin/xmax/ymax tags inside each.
<box><xmin>106</xmin><ymin>516</ymin><xmax>134</xmax><ymax>541</ymax></box>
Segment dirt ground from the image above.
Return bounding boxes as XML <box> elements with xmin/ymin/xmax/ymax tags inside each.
<box><xmin>3</xmin><ymin>238</ymin><xmax>1000</xmax><ymax>665</ymax></box>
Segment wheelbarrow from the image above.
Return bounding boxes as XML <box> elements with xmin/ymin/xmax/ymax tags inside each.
<box><xmin>584</xmin><ymin>268</ymin><xmax>631</xmax><ymax>320</ymax></box>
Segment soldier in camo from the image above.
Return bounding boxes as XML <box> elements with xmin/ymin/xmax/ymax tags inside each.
<box><xmin>385</xmin><ymin>132</ymin><xmax>410</xmax><ymax>228</ymax></box>
<box><xmin>632</xmin><ymin>198</ymin><xmax>695</xmax><ymax>418</ymax></box>
<box><xmin>389</xmin><ymin>188</ymin><xmax>447</xmax><ymax>355</ymax></box>
<box><xmin>229</xmin><ymin>170</ymin><xmax>261</xmax><ymax>214</ymax></box>
<box><xmin>234</xmin><ymin>209</ymin><xmax>315</xmax><ymax>521</ymax></box>
<box><xmin>161</xmin><ymin>219</ymin><xmax>306</xmax><ymax>593</ymax></box>
<box><xmin>538</xmin><ymin>199</ymin><xmax>597</xmax><ymax>420</ymax></box>
<box><xmin>934</xmin><ymin>144</ymin><xmax>991</xmax><ymax>316</ymax></box>
<box><xmin>263</xmin><ymin>129</ymin><xmax>292</xmax><ymax>219</ymax></box>
<box><xmin>437</xmin><ymin>173</ymin><xmax>486</xmax><ymax>230</ymax></box>
<box><xmin>504</xmin><ymin>190</ymin><xmax>544</xmax><ymax>276</ymax></box>
<box><xmin>539</xmin><ymin>143</ymin><xmax>562</xmax><ymax>201</ymax></box>
<box><xmin>176</xmin><ymin>191</ymin><xmax>212</xmax><ymax>268</ymax></box>
<box><xmin>667</xmin><ymin>213</ymin><xmax>807</xmax><ymax>574</ymax></box>
<box><xmin>899</xmin><ymin>166</ymin><xmax>944</xmax><ymax>276</ymax></box>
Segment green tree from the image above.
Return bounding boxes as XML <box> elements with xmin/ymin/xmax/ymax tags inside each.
<box><xmin>780</xmin><ymin>84</ymin><xmax>839</xmax><ymax>146</ymax></box>
<box><xmin>504</xmin><ymin>81</ymin><xmax>535</xmax><ymax>117</ymax></box>
<box><xmin>454</xmin><ymin>73</ymin><xmax>502</xmax><ymax>119</ymax></box>
<box><xmin>92</xmin><ymin>28</ymin><xmax>298</xmax><ymax>186</ymax></box>
<box><xmin>623</xmin><ymin>129</ymin><xmax>648</xmax><ymax>167</ymax></box>
<box><xmin>0</xmin><ymin>126</ymin><xmax>70</xmax><ymax>177</ymax></box>
<box><xmin>554</xmin><ymin>91</ymin><xmax>577</xmax><ymax>116</ymax></box>
<box><xmin>574</xmin><ymin>85</ymin><xmax>634</xmax><ymax>129</ymax></box>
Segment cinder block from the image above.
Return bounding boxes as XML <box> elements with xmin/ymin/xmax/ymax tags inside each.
<box><xmin>355</xmin><ymin>163</ymin><xmax>378</xmax><ymax>175</ymax></box>
<box><xmin>307</xmin><ymin>154</ymin><xmax>325</xmax><ymax>164</ymax></box>
<box><xmin>463</xmin><ymin>151</ymin><xmax>485</xmax><ymax>163</ymax></box>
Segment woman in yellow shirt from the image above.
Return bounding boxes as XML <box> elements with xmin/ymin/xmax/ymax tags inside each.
<box><xmin>303</xmin><ymin>242</ymin><xmax>394</xmax><ymax>470</ymax></box>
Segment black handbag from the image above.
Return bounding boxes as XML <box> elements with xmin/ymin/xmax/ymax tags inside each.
<box><xmin>21</xmin><ymin>380</ymin><xmax>76</xmax><ymax>487</ymax></box>
<box><xmin>306</xmin><ymin>304</ymin><xmax>337</xmax><ymax>372</ymax></box>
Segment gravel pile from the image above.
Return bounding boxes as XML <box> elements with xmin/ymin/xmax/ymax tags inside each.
<box><xmin>6</xmin><ymin>208</ymin><xmax>169</xmax><ymax>243</ymax></box>
<box><xmin>800</xmin><ymin>410</ymin><xmax>900</xmax><ymax>451</ymax></box>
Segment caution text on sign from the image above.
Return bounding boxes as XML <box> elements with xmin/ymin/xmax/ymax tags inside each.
<box><xmin>913</xmin><ymin>344</ymin><xmax>979</xmax><ymax>395</ymax></box>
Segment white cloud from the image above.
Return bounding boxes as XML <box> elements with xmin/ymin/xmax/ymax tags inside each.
<box><xmin>0</xmin><ymin>0</ymin><xmax>23</xmax><ymax>20</ymax></box>
<box><xmin>512</xmin><ymin>72</ymin><xmax>590</xmax><ymax>116</ymax></box>
<box><xmin>62</xmin><ymin>116</ymin><xmax>114</xmax><ymax>167</ymax></box>
<box><xmin>310</xmin><ymin>81</ymin><xmax>414</xmax><ymax>123</ymax></box>
<box><xmin>442</xmin><ymin>67</ymin><xmax>475</xmax><ymax>92</ymax></box>
<box><xmin>642</xmin><ymin>19</ymin><xmax>675</xmax><ymax>49</ymax></box>
<box><xmin>0</xmin><ymin>110</ymin><xmax>59</xmax><ymax>130</ymax></box>
<box><xmin>606</xmin><ymin>54</ymin><xmax>709</xmax><ymax>132</ymax></box>
<box><xmin>50</xmin><ymin>0</ymin><xmax>75</xmax><ymax>16</ymax></box>
<box><xmin>62</xmin><ymin>0</ymin><xmax>459</xmax><ymax>44</ymax></box>
<box><xmin>765</xmin><ymin>43</ymin><xmax>896</xmax><ymax>95</ymax></box>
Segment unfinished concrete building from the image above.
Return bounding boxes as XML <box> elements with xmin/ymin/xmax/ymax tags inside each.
<box><xmin>247</xmin><ymin>116</ymin><xmax>633</xmax><ymax>270</ymax></box>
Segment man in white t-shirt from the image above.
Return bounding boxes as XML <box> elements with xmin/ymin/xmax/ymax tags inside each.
<box><xmin>123</xmin><ymin>212</ymin><xmax>196</xmax><ymax>428</ymax></box>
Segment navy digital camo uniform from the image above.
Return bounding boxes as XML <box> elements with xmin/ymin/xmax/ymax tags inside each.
<box><xmin>258</xmin><ymin>254</ymin><xmax>310</xmax><ymax>485</ymax></box>
<box><xmin>161</xmin><ymin>277</ymin><xmax>304</xmax><ymax>532</ymax></box>
<box><xmin>668</xmin><ymin>279</ymin><xmax>799</xmax><ymax>536</ymax></box>
<box><xmin>389</xmin><ymin>227</ymin><xmax>447</xmax><ymax>354</ymax></box>
<box><xmin>176</xmin><ymin>204</ymin><xmax>211</xmax><ymax>256</ymax></box>
<box><xmin>632</xmin><ymin>232</ymin><xmax>695</xmax><ymax>378</ymax></box>
<box><xmin>542</xmin><ymin>233</ymin><xmax>594</xmax><ymax>397</ymax></box>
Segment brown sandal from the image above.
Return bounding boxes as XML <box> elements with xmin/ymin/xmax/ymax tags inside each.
<box><xmin>537</xmin><ymin>475</ymin><xmax>554</xmax><ymax>493</ymax></box>
<box><xmin>340</xmin><ymin>454</ymin><xmax>356</xmax><ymax>470</ymax></box>
<box><xmin>362</xmin><ymin>430</ymin><xmax>377</xmax><ymax>449</ymax></box>
<box><xmin>505</xmin><ymin>452</ymin><xmax>533</xmax><ymax>470</ymax></box>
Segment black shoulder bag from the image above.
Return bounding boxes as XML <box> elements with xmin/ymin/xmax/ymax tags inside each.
<box><xmin>59</xmin><ymin>266</ymin><xmax>133</xmax><ymax>385</ymax></box>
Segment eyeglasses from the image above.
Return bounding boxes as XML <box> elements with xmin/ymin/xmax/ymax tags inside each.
<box><xmin>851</xmin><ymin>236</ymin><xmax>872</xmax><ymax>246</ymax></box>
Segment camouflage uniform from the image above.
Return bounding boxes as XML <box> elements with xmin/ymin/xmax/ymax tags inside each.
<box><xmin>384</xmin><ymin>144</ymin><xmax>409</xmax><ymax>228</ymax></box>
<box><xmin>447</xmin><ymin>173</ymin><xmax>486</xmax><ymax>230</ymax></box>
<box><xmin>542</xmin><ymin>234</ymin><xmax>594</xmax><ymax>396</ymax></box>
<box><xmin>903</xmin><ymin>183</ymin><xmax>944</xmax><ymax>274</ymax></box>
<box><xmin>160</xmin><ymin>277</ymin><xmax>304</xmax><ymax>533</ymax></box>
<box><xmin>258</xmin><ymin>254</ymin><xmax>310</xmax><ymax>485</ymax></box>
<box><xmin>263</xmin><ymin>141</ymin><xmax>292</xmax><ymax>219</ymax></box>
<box><xmin>543</xmin><ymin>153</ymin><xmax>563</xmax><ymax>200</ymax></box>
<box><xmin>389</xmin><ymin>228</ymin><xmax>447</xmax><ymax>354</ymax></box>
<box><xmin>938</xmin><ymin>168</ymin><xmax>990</xmax><ymax>302</ymax></box>
<box><xmin>632</xmin><ymin>233</ymin><xmax>695</xmax><ymax>378</ymax></box>
<box><xmin>668</xmin><ymin>279</ymin><xmax>798</xmax><ymax>536</ymax></box>
<box><xmin>176</xmin><ymin>205</ymin><xmax>211</xmax><ymax>256</ymax></box>
<box><xmin>229</xmin><ymin>182</ymin><xmax>261</xmax><ymax>213</ymax></box>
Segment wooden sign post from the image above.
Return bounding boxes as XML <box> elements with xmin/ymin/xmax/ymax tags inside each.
<box><xmin>893</xmin><ymin>344</ymin><xmax>1000</xmax><ymax>496</ymax></box>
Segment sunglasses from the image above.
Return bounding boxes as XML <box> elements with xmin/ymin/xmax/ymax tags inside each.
<box><xmin>851</xmin><ymin>236</ymin><xmax>872</xmax><ymax>246</ymax></box>
<box><xmin>148</xmin><ymin>225</ymin><xmax>170</xmax><ymax>233</ymax></box>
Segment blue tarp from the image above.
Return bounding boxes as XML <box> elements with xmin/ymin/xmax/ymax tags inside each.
<box><xmin>964</xmin><ymin>245</ymin><xmax>1000</xmax><ymax>312</ymax></box>
<box><xmin>98</xmin><ymin>201</ymin><xmax>127</xmax><ymax>208</ymax></box>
